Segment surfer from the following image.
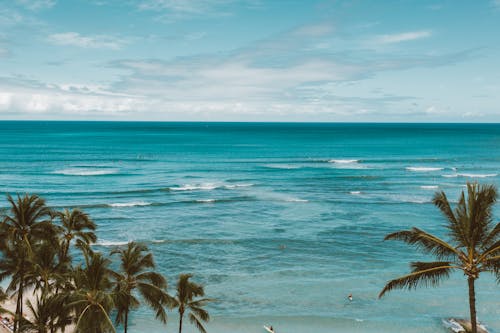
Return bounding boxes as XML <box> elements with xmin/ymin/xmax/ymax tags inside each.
<box><xmin>264</xmin><ymin>325</ymin><xmax>275</xmax><ymax>333</ymax></box>
<box><xmin>348</xmin><ymin>293</ymin><xmax>353</xmax><ymax>301</ymax></box>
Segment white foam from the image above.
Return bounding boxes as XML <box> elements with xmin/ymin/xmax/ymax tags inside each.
<box><xmin>170</xmin><ymin>183</ymin><xmax>218</xmax><ymax>191</ymax></box>
<box><xmin>54</xmin><ymin>168</ymin><xmax>119</xmax><ymax>176</ymax></box>
<box><xmin>458</xmin><ymin>173</ymin><xmax>497</xmax><ymax>178</ymax></box>
<box><xmin>406</xmin><ymin>167</ymin><xmax>443</xmax><ymax>172</ymax></box>
<box><xmin>171</xmin><ymin>182</ymin><xmax>253</xmax><ymax>191</ymax></box>
<box><xmin>224</xmin><ymin>183</ymin><xmax>254</xmax><ymax>189</ymax></box>
<box><xmin>284</xmin><ymin>198</ymin><xmax>309</xmax><ymax>202</ymax></box>
<box><xmin>442</xmin><ymin>173</ymin><xmax>497</xmax><ymax>178</ymax></box>
<box><xmin>95</xmin><ymin>240</ymin><xmax>129</xmax><ymax>246</ymax></box>
<box><xmin>420</xmin><ymin>185</ymin><xmax>439</xmax><ymax>190</ymax></box>
<box><xmin>108</xmin><ymin>201</ymin><xmax>151</xmax><ymax>207</ymax></box>
<box><xmin>196</xmin><ymin>199</ymin><xmax>216</xmax><ymax>203</ymax></box>
<box><xmin>329</xmin><ymin>159</ymin><xmax>359</xmax><ymax>164</ymax></box>
<box><xmin>350</xmin><ymin>191</ymin><xmax>362</xmax><ymax>195</ymax></box>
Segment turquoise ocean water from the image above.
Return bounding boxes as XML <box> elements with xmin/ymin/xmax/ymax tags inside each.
<box><xmin>0</xmin><ymin>122</ymin><xmax>499</xmax><ymax>333</ymax></box>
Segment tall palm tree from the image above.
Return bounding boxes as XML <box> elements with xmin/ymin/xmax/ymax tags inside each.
<box><xmin>172</xmin><ymin>274</ymin><xmax>212</xmax><ymax>333</ymax></box>
<box><xmin>53</xmin><ymin>208</ymin><xmax>97</xmax><ymax>262</ymax></box>
<box><xmin>69</xmin><ymin>248</ymin><xmax>116</xmax><ymax>333</ymax></box>
<box><xmin>379</xmin><ymin>182</ymin><xmax>500</xmax><ymax>333</ymax></box>
<box><xmin>110</xmin><ymin>242</ymin><xmax>172</xmax><ymax>333</ymax></box>
<box><xmin>0</xmin><ymin>194</ymin><xmax>54</xmax><ymax>333</ymax></box>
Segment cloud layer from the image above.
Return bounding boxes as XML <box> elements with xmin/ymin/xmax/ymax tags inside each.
<box><xmin>0</xmin><ymin>1</ymin><xmax>499</xmax><ymax>121</ymax></box>
<box><xmin>47</xmin><ymin>32</ymin><xmax>127</xmax><ymax>49</ymax></box>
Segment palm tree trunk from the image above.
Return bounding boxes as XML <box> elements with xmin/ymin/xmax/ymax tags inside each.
<box><xmin>124</xmin><ymin>308</ymin><xmax>129</xmax><ymax>333</ymax></box>
<box><xmin>178</xmin><ymin>311</ymin><xmax>183</xmax><ymax>333</ymax></box>
<box><xmin>14</xmin><ymin>287</ymin><xmax>21</xmax><ymax>333</ymax></box>
<box><xmin>468</xmin><ymin>276</ymin><xmax>477</xmax><ymax>333</ymax></box>
<box><xmin>14</xmin><ymin>278</ymin><xmax>24</xmax><ymax>333</ymax></box>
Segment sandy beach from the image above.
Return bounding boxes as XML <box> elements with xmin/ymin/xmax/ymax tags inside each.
<box><xmin>0</xmin><ymin>291</ymin><xmax>74</xmax><ymax>333</ymax></box>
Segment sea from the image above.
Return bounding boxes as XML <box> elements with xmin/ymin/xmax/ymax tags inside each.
<box><xmin>0</xmin><ymin>122</ymin><xmax>499</xmax><ymax>333</ymax></box>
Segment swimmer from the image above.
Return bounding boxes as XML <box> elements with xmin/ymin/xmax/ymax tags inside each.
<box><xmin>348</xmin><ymin>293</ymin><xmax>353</xmax><ymax>301</ymax></box>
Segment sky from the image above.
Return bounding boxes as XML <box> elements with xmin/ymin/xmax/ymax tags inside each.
<box><xmin>0</xmin><ymin>0</ymin><xmax>500</xmax><ymax>122</ymax></box>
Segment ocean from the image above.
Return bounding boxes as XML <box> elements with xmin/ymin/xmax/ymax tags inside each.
<box><xmin>0</xmin><ymin>122</ymin><xmax>499</xmax><ymax>333</ymax></box>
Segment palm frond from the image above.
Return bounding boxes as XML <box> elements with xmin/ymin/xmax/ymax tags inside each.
<box><xmin>189</xmin><ymin>305</ymin><xmax>210</xmax><ymax>322</ymax></box>
<box><xmin>136</xmin><ymin>271</ymin><xmax>167</xmax><ymax>288</ymax></box>
<box><xmin>379</xmin><ymin>262</ymin><xmax>454</xmax><ymax>298</ymax></box>
<box><xmin>479</xmin><ymin>240</ymin><xmax>500</xmax><ymax>262</ymax></box>
<box><xmin>433</xmin><ymin>190</ymin><xmax>458</xmax><ymax>225</ymax></box>
<box><xmin>384</xmin><ymin>228</ymin><xmax>462</xmax><ymax>259</ymax></box>
<box><xmin>188</xmin><ymin>313</ymin><xmax>207</xmax><ymax>333</ymax></box>
<box><xmin>483</xmin><ymin>222</ymin><xmax>500</xmax><ymax>249</ymax></box>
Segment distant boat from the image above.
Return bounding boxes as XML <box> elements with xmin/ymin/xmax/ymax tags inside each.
<box><xmin>442</xmin><ymin>318</ymin><xmax>489</xmax><ymax>333</ymax></box>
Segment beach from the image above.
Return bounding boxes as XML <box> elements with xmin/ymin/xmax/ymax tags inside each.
<box><xmin>0</xmin><ymin>122</ymin><xmax>499</xmax><ymax>333</ymax></box>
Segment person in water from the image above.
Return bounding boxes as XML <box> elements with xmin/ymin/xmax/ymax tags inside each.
<box><xmin>348</xmin><ymin>293</ymin><xmax>353</xmax><ymax>301</ymax></box>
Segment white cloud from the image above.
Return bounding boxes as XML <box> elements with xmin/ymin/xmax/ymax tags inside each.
<box><xmin>139</xmin><ymin>0</ymin><xmax>228</xmax><ymax>13</ymax></box>
<box><xmin>293</xmin><ymin>23</ymin><xmax>334</xmax><ymax>37</ymax></box>
<box><xmin>374</xmin><ymin>30</ymin><xmax>432</xmax><ymax>44</ymax></box>
<box><xmin>16</xmin><ymin>0</ymin><xmax>56</xmax><ymax>10</ymax></box>
<box><xmin>0</xmin><ymin>20</ymin><xmax>481</xmax><ymax>121</ymax></box>
<box><xmin>137</xmin><ymin>0</ymin><xmax>258</xmax><ymax>21</ymax></box>
<box><xmin>47</xmin><ymin>32</ymin><xmax>127</xmax><ymax>50</ymax></box>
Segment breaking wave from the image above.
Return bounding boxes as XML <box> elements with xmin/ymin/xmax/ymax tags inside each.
<box><xmin>108</xmin><ymin>201</ymin><xmax>152</xmax><ymax>207</ymax></box>
<box><xmin>54</xmin><ymin>168</ymin><xmax>119</xmax><ymax>176</ymax></box>
<box><xmin>406</xmin><ymin>167</ymin><xmax>443</xmax><ymax>172</ymax></box>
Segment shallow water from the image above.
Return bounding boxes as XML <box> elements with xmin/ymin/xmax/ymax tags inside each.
<box><xmin>0</xmin><ymin>122</ymin><xmax>499</xmax><ymax>332</ymax></box>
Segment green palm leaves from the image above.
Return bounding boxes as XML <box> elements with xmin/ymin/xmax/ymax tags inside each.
<box><xmin>0</xmin><ymin>194</ymin><xmax>213</xmax><ymax>333</ymax></box>
<box><xmin>380</xmin><ymin>182</ymin><xmax>500</xmax><ymax>333</ymax></box>
<box><xmin>173</xmin><ymin>274</ymin><xmax>212</xmax><ymax>333</ymax></box>
<box><xmin>53</xmin><ymin>208</ymin><xmax>97</xmax><ymax>262</ymax></box>
<box><xmin>0</xmin><ymin>194</ymin><xmax>54</xmax><ymax>333</ymax></box>
<box><xmin>70</xmin><ymin>249</ymin><xmax>116</xmax><ymax>333</ymax></box>
<box><xmin>110</xmin><ymin>242</ymin><xmax>173</xmax><ymax>333</ymax></box>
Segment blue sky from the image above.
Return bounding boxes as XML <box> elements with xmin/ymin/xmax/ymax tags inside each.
<box><xmin>1</xmin><ymin>0</ymin><xmax>499</xmax><ymax>121</ymax></box>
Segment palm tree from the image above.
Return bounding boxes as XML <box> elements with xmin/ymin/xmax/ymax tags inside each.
<box><xmin>53</xmin><ymin>208</ymin><xmax>97</xmax><ymax>262</ymax></box>
<box><xmin>379</xmin><ymin>182</ymin><xmax>500</xmax><ymax>333</ymax></box>
<box><xmin>110</xmin><ymin>242</ymin><xmax>172</xmax><ymax>333</ymax></box>
<box><xmin>25</xmin><ymin>242</ymin><xmax>64</xmax><ymax>298</ymax></box>
<box><xmin>69</xmin><ymin>248</ymin><xmax>116</xmax><ymax>333</ymax></box>
<box><xmin>18</xmin><ymin>294</ymin><xmax>72</xmax><ymax>333</ymax></box>
<box><xmin>0</xmin><ymin>194</ymin><xmax>54</xmax><ymax>332</ymax></box>
<box><xmin>172</xmin><ymin>274</ymin><xmax>212</xmax><ymax>333</ymax></box>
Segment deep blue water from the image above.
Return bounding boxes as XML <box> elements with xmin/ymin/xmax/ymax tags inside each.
<box><xmin>0</xmin><ymin>122</ymin><xmax>499</xmax><ymax>333</ymax></box>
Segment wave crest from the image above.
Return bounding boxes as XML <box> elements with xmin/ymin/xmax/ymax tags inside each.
<box><xmin>168</xmin><ymin>183</ymin><xmax>254</xmax><ymax>191</ymax></box>
<box><xmin>54</xmin><ymin>168</ymin><xmax>119</xmax><ymax>176</ymax></box>
<box><xmin>406</xmin><ymin>167</ymin><xmax>443</xmax><ymax>172</ymax></box>
<box><xmin>108</xmin><ymin>201</ymin><xmax>151</xmax><ymax>207</ymax></box>
<box><xmin>328</xmin><ymin>159</ymin><xmax>359</xmax><ymax>164</ymax></box>
<box><xmin>420</xmin><ymin>185</ymin><xmax>439</xmax><ymax>190</ymax></box>
<box><xmin>443</xmin><ymin>173</ymin><xmax>497</xmax><ymax>178</ymax></box>
<box><xmin>95</xmin><ymin>240</ymin><xmax>129</xmax><ymax>247</ymax></box>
